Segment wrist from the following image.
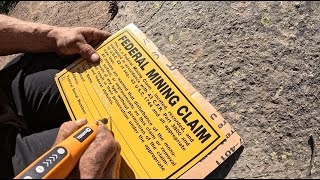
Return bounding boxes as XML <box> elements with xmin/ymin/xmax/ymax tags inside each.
<box><xmin>47</xmin><ymin>26</ymin><xmax>60</xmax><ymax>52</ymax></box>
<box><xmin>0</xmin><ymin>15</ymin><xmax>60</xmax><ymax>55</ymax></box>
<box><xmin>20</xmin><ymin>22</ymin><xmax>58</xmax><ymax>53</ymax></box>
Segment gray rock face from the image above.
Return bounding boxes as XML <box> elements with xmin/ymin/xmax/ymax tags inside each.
<box><xmin>0</xmin><ymin>1</ymin><xmax>319</xmax><ymax>178</ymax></box>
<box><xmin>110</xmin><ymin>2</ymin><xmax>320</xmax><ymax>178</ymax></box>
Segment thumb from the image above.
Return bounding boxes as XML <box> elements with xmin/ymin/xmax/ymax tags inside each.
<box><xmin>53</xmin><ymin>119</ymin><xmax>87</xmax><ymax>146</ymax></box>
<box><xmin>77</xmin><ymin>41</ymin><xmax>100</xmax><ymax>63</ymax></box>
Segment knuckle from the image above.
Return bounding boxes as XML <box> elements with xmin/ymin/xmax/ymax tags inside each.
<box><xmin>81</xmin><ymin>46</ymin><xmax>92</xmax><ymax>53</ymax></box>
<box><xmin>79</xmin><ymin>45</ymin><xmax>94</xmax><ymax>55</ymax></box>
<box><xmin>56</xmin><ymin>40</ymin><xmax>63</xmax><ymax>49</ymax></box>
<box><xmin>69</xmin><ymin>35</ymin><xmax>82</xmax><ymax>45</ymax></box>
<box><xmin>102</xmin><ymin>139</ymin><xmax>118</xmax><ymax>153</ymax></box>
<box><xmin>56</xmin><ymin>40</ymin><xmax>67</xmax><ymax>53</ymax></box>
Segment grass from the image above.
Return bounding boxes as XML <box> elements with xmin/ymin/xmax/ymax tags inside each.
<box><xmin>0</xmin><ymin>1</ymin><xmax>19</xmax><ymax>14</ymax></box>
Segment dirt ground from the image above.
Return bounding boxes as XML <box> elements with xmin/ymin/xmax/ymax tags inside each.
<box><xmin>0</xmin><ymin>1</ymin><xmax>319</xmax><ymax>179</ymax></box>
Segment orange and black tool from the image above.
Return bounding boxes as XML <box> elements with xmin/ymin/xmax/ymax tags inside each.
<box><xmin>15</xmin><ymin>119</ymin><xmax>108</xmax><ymax>179</ymax></box>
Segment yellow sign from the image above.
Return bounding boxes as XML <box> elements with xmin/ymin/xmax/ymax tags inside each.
<box><xmin>55</xmin><ymin>24</ymin><xmax>226</xmax><ymax>179</ymax></box>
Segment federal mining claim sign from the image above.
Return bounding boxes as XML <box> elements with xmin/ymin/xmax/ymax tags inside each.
<box><xmin>55</xmin><ymin>24</ymin><xmax>235</xmax><ymax>179</ymax></box>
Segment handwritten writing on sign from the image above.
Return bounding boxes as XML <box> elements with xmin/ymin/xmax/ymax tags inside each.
<box><xmin>55</xmin><ymin>23</ymin><xmax>242</xmax><ymax>179</ymax></box>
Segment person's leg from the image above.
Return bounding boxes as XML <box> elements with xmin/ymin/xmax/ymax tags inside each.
<box><xmin>0</xmin><ymin>125</ymin><xmax>18</xmax><ymax>178</ymax></box>
<box><xmin>2</xmin><ymin>53</ymin><xmax>76</xmax><ymax>134</ymax></box>
<box><xmin>0</xmin><ymin>53</ymin><xmax>77</xmax><ymax>178</ymax></box>
<box><xmin>11</xmin><ymin>127</ymin><xmax>59</xmax><ymax>176</ymax></box>
<box><xmin>0</xmin><ymin>124</ymin><xmax>59</xmax><ymax>178</ymax></box>
<box><xmin>21</xmin><ymin>53</ymin><xmax>73</xmax><ymax>133</ymax></box>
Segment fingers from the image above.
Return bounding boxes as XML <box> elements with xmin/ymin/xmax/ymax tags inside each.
<box><xmin>54</xmin><ymin>26</ymin><xmax>111</xmax><ymax>63</ymax></box>
<box><xmin>77</xmin><ymin>28</ymin><xmax>111</xmax><ymax>63</ymax></box>
<box><xmin>78</xmin><ymin>124</ymin><xmax>120</xmax><ymax>179</ymax></box>
<box><xmin>76</xmin><ymin>41</ymin><xmax>100</xmax><ymax>63</ymax></box>
<box><xmin>53</xmin><ymin>119</ymin><xmax>87</xmax><ymax>146</ymax></box>
<box><xmin>103</xmin><ymin>143</ymin><xmax>121</xmax><ymax>179</ymax></box>
<box><xmin>80</xmin><ymin>27</ymin><xmax>111</xmax><ymax>42</ymax></box>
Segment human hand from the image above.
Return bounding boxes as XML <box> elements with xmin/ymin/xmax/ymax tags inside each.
<box><xmin>53</xmin><ymin>119</ymin><xmax>121</xmax><ymax>179</ymax></box>
<box><xmin>49</xmin><ymin>27</ymin><xmax>111</xmax><ymax>63</ymax></box>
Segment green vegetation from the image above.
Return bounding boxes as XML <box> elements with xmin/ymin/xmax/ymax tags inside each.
<box><xmin>261</xmin><ymin>15</ymin><xmax>271</xmax><ymax>27</ymax></box>
<box><xmin>0</xmin><ymin>1</ymin><xmax>18</xmax><ymax>14</ymax></box>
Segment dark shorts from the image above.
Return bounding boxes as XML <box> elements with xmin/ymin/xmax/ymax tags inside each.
<box><xmin>0</xmin><ymin>53</ymin><xmax>76</xmax><ymax>178</ymax></box>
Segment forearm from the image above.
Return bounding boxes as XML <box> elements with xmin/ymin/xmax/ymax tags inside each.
<box><xmin>0</xmin><ymin>14</ymin><xmax>57</xmax><ymax>56</ymax></box>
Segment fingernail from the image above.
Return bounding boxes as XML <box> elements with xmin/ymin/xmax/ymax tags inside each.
<box><xmin>75</xmin><ymin>118</ymin><xmax>87</xmax><ymax>125</ymax></box>
<box><xmin>91</xmin><ymin>53</ymin><xmax>100</xmax><ymax>62</ymax></box>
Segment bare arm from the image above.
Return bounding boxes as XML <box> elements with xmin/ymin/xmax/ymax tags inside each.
<box><xmin>0</xmin><ymin>14</ymin><xmax>56</xmax><ymax>55</ymax></box>
<box><xmin>0</xmin><ymin>14</ymin><xmax>111</xmax><ymax>62</ymax></box>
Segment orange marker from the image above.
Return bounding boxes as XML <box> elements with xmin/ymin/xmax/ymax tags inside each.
<box><xmin>15</xmin><ymin>119</ymin><xmax>107</xmax><ymax>179</ymax></box>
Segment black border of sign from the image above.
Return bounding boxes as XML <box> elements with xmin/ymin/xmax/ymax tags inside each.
<box><xmin>57</xmin><ymin>29</ymin><xmax>223</xmax><ymax>179</ymax></box>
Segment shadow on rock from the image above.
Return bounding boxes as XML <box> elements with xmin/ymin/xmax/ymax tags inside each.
<box><xmin>205</xmin><ymin>146</ymin><xmax>244</xmax><ymax>179</ymax></box>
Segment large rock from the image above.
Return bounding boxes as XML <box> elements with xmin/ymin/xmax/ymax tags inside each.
<box><xmin>1</xmin><ymin>1</ymin><xmax>319</xmax><ymax>178</ymax></box>
<box><xmin>109</xmin><ymin>1</ymin><xmax>320</xmax><ymax>179</ymax></box>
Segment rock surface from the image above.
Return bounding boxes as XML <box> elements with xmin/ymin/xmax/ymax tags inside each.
<box><xmin>0</xmin><ymin>1</ymin><xmax>319</xmax><ymax>179</ymax></box>
<box><xmin>109</xmin><ymin>2</ymin><xmax>319</xmax><ymax>178</ymax></box>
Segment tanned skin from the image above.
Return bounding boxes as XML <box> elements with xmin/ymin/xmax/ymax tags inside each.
<box><xmin>0</xmin><ymin>14</ymin><xmax>121</xmax><ymax>178</ymax></box>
